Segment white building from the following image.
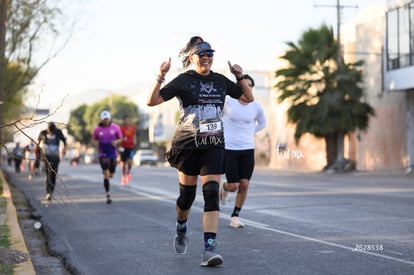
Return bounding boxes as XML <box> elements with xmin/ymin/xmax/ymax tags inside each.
<box><xmin>382</xmin><ymin>0</ymin><xmax>414</xmax><ymax>171</ymax></box>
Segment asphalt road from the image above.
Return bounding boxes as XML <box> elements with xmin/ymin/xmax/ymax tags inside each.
<box><xmin>4</xmin><ymin>162</ymin><xmax>414</xmax><ymax>275</ymax></box>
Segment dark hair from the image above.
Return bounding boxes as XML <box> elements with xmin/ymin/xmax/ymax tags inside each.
<box><xmin>179</xmin><ymin>36</ymin><xmax>204</xmax><ymax>69</ymax></box>
<box><xmin>243</xmin><ymin>74</ymin><xmax>255</xmax><ymax>87</ymax></box>
<box><xmin>48</xmin><ymin>122</ymin><xmax>56</xmax><ymax>132</ymax></box>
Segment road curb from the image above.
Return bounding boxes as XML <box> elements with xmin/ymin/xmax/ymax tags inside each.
<box><xmin>1</xmin><ymin>171</ymin><xmax>36</xmax><ymax>275</ymax></box>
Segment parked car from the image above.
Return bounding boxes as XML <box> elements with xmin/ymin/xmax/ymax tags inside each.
<box><xmin>133</xmin><ymin>149</ymin><xmax>158</xmax><ymax>166</ymax></box>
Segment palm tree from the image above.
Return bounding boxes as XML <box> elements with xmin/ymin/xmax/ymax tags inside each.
<box><xmin>275</xmin><ymin>24</ymin><xmax>375</xmax><ymax>171</ymax></box>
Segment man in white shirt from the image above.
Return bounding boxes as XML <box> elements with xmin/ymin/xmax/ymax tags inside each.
<box><xmin>220</xmin><ymin>74</ymin><xmax>266</xmax><ymax>228</ymax></box>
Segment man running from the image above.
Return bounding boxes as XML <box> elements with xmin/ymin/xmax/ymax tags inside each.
<box><xmin>119</xmin><ymin>115</ymin><xmax>136</xmax><ymax>185</ymax></box>
<box><xmin>93</xmin><ymin>110</ymin><xmax>123</xmax><ymax>204</ymax></box>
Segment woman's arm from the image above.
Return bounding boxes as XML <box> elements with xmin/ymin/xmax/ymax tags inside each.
<box><xmin>147</xmin><ymin>58</ymin><xmax>171</xmax><ymax>106</ymax></box>
<box><xmin>227</xmin><ymin>61</ymin><xmax>254</xmax><ymax>103</ymax></box>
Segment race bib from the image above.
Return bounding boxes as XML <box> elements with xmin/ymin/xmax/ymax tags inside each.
<box><xmin>199</xmin><ymin>118</ymin><xmax>223</xmax><ymax>137</ymax></box>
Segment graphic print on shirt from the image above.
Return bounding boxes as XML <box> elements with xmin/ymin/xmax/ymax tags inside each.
<box><xmin>44</xmin><ymin>133</ymin><xmax>59</xmax><ymax>155</ymax></box>
<box><xmin>181</xmin><ymin>80</ymin><xmax>224</xmax><ymax>147</ymax></box>
<box><xmin>160</xmin><ymin>71</ymin><xmax>243</xmax><ymax>149</ymax></box>
<box><xmin>200</xmin><ymin>81</ymin><xmax>217</xmax><ymax>95</ymax></box>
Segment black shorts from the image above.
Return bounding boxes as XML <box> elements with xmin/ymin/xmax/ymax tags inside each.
<box><xmin>99</xmin><ymin>157</ymin><xmax>117</xmax><ymax>174</ymax></box>
<box><xmin>120</xmin><ymin>148</ymin><xmax>134</xmax><ymax>162</ymax></box>
<box><xmin>224</xmin><ymin>149</ymin><xmax>255</xmax><ymax>182</ymax></box>
<box><xmin>166</xmin><ymin>147</ymin><xmax>224</xmax><ymax>176</ymax></box>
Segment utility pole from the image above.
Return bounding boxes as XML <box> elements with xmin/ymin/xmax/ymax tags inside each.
<box><xmin>336</xmin><ymin>0</ymin><xmax>345</xmax><ymax>163</ymax></box>
<box><xmin>0</xmin><ymin>0</ymin><xmax>8</xmax><ymax>152</ymax></box>
<box><xmin>315</xmin><ymin>0</ymin><xmax>358</xmax><ymax>167</ymax></box>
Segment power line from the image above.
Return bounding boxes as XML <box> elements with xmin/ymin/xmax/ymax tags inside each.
<box><xmin>315</xmin><ymin>0</ymin><xmax>359</xmax><ymax>65</ymax></box>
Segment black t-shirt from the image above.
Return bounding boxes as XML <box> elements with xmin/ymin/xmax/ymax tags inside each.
<box><xmin>38</xmin><ymin>128</ymin><xmax>67</xmax><ymax>156</ymax></box>
<box><xmin>160</xmin><ymin>70</ymin><xmax>242</xmax><ymax>149</ymax></box>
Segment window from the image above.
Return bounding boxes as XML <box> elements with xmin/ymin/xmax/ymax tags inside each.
<box><xmin>399</xmin><ymin>5</ymin><xmax>410</xmax><ymax>67</ymax></box>
<box><xmin>386</xmin><ymin>2</ymin><xmax>414</xmax><ymax>70</ymax></box>
<box><xmin>387</xmin><ymin>9</ymin><xmax>399</xmax><ymax>70</ymax></box>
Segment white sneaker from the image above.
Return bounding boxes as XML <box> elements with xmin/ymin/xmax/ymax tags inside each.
<box><xmin>45</xmin><ymin>193</ymin><xmax>52</xmax><ymax>201</ymax></box>
<box><xmin>219</xmin><ymin>182</ymin><xmax>228</xmax><ymax>205</ymax></box>
<box><xmin>229</xmin><ymin>216</ymin><xmax>245</xmax><ymax>228</ymax></box>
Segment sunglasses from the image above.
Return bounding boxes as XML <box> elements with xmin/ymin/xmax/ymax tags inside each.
<box><xmin>196</xmin><ymin>51</ymin><xmax>214</xmax><ymax>58</ymax></box>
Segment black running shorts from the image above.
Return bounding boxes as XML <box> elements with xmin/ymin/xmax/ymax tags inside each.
<box><xmin>99</xmin><ymin>157</ymin><xmax>117</xmax><ymax>174</ymax></box>
<box><xmin>224</xmin><ymin>149</ymin><xmax>255</xmax><ymax>182</ymax></box>
<box><xmin>166</xmin><ymin>147</ymin><xmax>224</xmax><ymax>176</ymax></box>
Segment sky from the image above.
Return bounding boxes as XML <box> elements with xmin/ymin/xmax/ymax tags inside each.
<box><xmin>30</xmin><ymin>0</ymin><xmax>387</xmax><ymax>122</ymax></box>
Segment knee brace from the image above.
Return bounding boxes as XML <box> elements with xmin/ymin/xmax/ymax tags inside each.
<box><xmin>176</xmin><ymin>184</ymin><xmax>197</xmax><ymax>210</ymax></box>
<box><xmin>202</xmin><ymin>181</ymin><xmax>219</xmax><ymax>212</ymax></box>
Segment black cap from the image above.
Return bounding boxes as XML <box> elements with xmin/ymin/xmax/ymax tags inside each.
<box><xmin>190</xmin><ymin>41</ymin><xmax>215</xmax><ymax>55</ymax></box>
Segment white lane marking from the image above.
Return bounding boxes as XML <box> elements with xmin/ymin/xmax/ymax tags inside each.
<box><xmin>125</xmin><ymin>183</ymin><xmax>414</xmax><ymax>267</ymax></box>
<box><xmin>65</xmin><ymin>175</ymin><xmax>414</xmax><ymax>266</ymax></box>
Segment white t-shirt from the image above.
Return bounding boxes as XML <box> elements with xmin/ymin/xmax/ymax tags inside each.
<box><xmin>222</xmin><ymin>96</ymin><xmax>266</xmax><ymax>150</ymax></box>
<box><xmin>26</xmin><ymin>143</ymin><xmax>36</xmax><ymax>160</ymax></box>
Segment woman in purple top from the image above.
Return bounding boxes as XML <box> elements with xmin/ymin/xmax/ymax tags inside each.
<box><xmin>93</xmin><ymin>110</ymin><xmax>123</xmax><ymax>204</ymax></box>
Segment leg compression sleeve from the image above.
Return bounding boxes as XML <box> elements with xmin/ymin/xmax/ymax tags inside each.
<box><xmin>176</xmin><ymin>184</ymin><xmax>197</xmax><ymax>210</ymax></box>
<box><xmin>202</xmin><ymin>181</ymin><xmax>220</xmax><ymax>212</ymax></box>
<box><xmin>104</xmin><ymin>178</ymin><xmax>110</xmax><ymax>192</ymax></box>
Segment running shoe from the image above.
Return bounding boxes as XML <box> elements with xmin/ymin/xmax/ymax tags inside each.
<box><xmin>200</xmin><ymin>246</ymin><xmax>223</xmax><ymax>267</ymax></box>
<box><xmin>45</xmin><ymin>193</ymin><xmax>52</xmax><ymax>201</ymax></box>
<box><xmin>173</xmin><ymin>232</ymin><xmax>188</xmax><ymax>254</ymax></box>
<box><xmin>126</xmin><ymin>173</ymin><xmax>131</xmax><ymax>184</ymax></box>
<box><xmin>229</xmin><ymin>216</ymin><xmax>245</xmax><ymax>228</ymax></box>
<box><xmin>219</xmin><ymin>182</ymin><xmax>228</xmax><ymax>205</ymax></box>
<box><xmin>173</xmin><ymin>223</ymin><xmax>188</xmax><ymax>254</ymax></box>
<box><xmin>106</xmin><ymin>194</ymin><xmax>112</xmax><ymax>204</ymax></box>
<box><xmin>121</xmin><ymin>176</ymin><xmax>126</xmax><ymax>185</ymax></box>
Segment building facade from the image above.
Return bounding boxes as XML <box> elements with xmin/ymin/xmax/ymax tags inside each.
<box><xmin>348</xmin><ymin>0</ymin><xmax>414</xmax><ymax>172</ymax></box>
<box><xmin>269</xmin><ymin>1</ymin><xmax>414</xmax><ymax>173</ymax></box>
<box><xmin>382</xmin><ymin>0</ymin><xmax>414</xmax><ymax>172</ymax></box>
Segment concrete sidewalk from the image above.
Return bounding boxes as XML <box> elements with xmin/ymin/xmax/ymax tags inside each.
<box><xmin>1</xmin><ymin>171</ymin><xmax>35</xmax><ymax>275</ymax></box>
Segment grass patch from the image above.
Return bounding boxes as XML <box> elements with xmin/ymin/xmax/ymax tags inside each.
<box><xmin>0</xmin><ymin>223</ymin><xmax>13</xmax><ymax>274</ymax></box>
<box><xmin>0</xmin><ymin>174</ymin><xmax>13</xmax><ymax>274</ymax></box>
<box><xmin>0</xmin><ymin>201</ymin><xmax>10</xmax><ymax>247</ymax></box>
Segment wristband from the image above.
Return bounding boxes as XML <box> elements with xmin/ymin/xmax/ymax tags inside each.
<box><xmin>236</xmin><ymin>75</ymin><xmax>244</xmax><ymax>81</ymax></box>
<box><xmin>156</xmin><ymin>75</ymin><xmax>165</xmax><ymax>84</ymax></box>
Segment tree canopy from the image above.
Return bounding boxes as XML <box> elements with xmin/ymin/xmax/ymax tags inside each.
<box><xmin>275</xmin><ymin>24</ymin><xmax>375</xmax><ymax>168</ymax></box>
<box><xmin>0</xmin><ymin>0</ymin><xmax>79</xmax><ymax>144</ymax></box>
<box><xmin>68</xmin><ymin>95</ymin><xmax>139</xmax><ymax>145</ymax></box>
<box><xmin>6</xmin><ymin>0</ymin><xmax>75</xmax><ymax>85</ymax></box>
